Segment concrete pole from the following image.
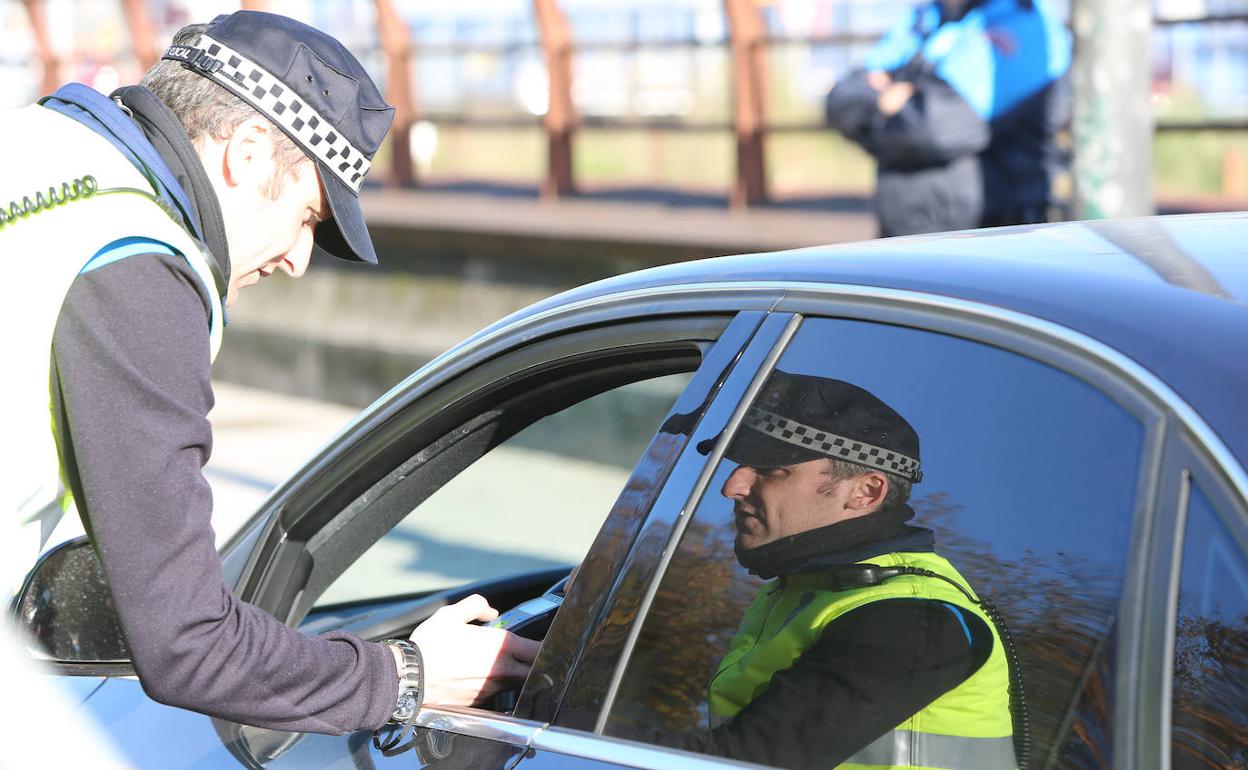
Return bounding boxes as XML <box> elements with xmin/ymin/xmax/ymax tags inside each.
<box><xmin>723</xmin><ymin>0</ymin><xmax>769</xmax><ymax>208</ymax></box>
<box><xmin>21</xmin><ymin>0</ymin><xmax>60</xmax><ymax>97</ymax></box>
<box><xmin>1071</xmin><ymin>0</ymin><xmax>1154</xmax><ymax>218</ymax></box>
<box><xmin>534</xmin><ymin>0</ymin><xmax>575</xmax><ymax>199</ymax></box>
<box><xmin>375</xmin><ymin>0</ymin><xmax>417</xmax><ymax>187</ymax></box>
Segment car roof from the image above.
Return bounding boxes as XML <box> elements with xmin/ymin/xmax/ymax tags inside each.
<box><xmin>492</xmin><ymin>213</ymin><xmax>1248</xmax><ymax>469</ymax></box>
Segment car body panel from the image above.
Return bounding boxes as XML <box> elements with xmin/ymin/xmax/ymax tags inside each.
<box><xmin>458</xmin><ymin>215</ymin><xmax>1248</xmax><ymax>469</ymax></box>
<box><xmin>22</xmin><ymin>214</ymin><xmax>1248</xmax><ymax>770</ymax></box>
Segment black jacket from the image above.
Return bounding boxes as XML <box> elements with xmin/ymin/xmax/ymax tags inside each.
<box><xmin>827</xmin><ymin>68</ymin><xmax>1069</xmax><ymax>238</ymax></box>
<box><xmin>825</xmin><ymin>17</ymin><xmax>1070</xmax><ymax>238</ymax></box>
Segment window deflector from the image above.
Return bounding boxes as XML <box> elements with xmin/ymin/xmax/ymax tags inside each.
<box><xmin>289</xmin><ymin>350</ymin><xmax>699</xmax><ymax>625</ymax></box>
<box><xmin>593</xmin><ymin>314</ymin><xmax>802</xmax><ymax>732</ymax></box>
<box><xmin>242</xmin><ymin>317</ymin><xmax>733</xmax><ymax>623</ymax></box>
<box><xmin>514</xmin><ymin>311</ymin><xmax>772</xmax><ymax>723</ymax></box>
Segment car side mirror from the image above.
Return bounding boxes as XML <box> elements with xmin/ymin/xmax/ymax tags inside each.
<box><xmin>12</xmin><ymin>536</ymin><xmax>131</xmax><ymax>663</ymax></box>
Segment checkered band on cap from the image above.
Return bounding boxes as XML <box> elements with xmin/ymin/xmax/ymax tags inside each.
<box><xmin>163</xmin><ymin>35</ymin><xmax>371</xmax><ymax>193</ymax></box>
<box><xmin>742</xmin><ymin>407</ymin><xmax>923</xmax><ymax>482</ymax></box>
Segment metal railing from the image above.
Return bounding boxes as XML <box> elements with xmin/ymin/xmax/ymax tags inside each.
<box><xmin>14</xmin><ymin>0</ymin><xmax>1248</xmax><ymax>205</ymax></box>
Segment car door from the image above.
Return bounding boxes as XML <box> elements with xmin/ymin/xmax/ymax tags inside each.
<box><xmin>229</xmin><ymin>308</ymin><xmax>776</xmax><ymax>770</ymax></box>
<box><xmin>73</xmin><ymin>298</ymin><xmax>786</xmax><ymax>769</ymax></box>
<box><xmin>526</xmin><ymin>288</ymin><xmax>1223</xmax><ymax>770</ymax></box>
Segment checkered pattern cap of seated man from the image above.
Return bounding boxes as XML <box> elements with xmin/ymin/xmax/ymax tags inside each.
<box><xmin>724</xmin><ymin>371</ymin><xmax>923</xmax><ymax>483</ymax></box>
<box><xmin>161</xmin><ymin>11</ymin><xmax>394</xmax><ymax>264</ymax></box>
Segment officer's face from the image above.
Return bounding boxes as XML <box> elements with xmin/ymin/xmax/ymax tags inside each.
<box><xmin>224</xmin><ymin>158</ymin><xmax>325</xmax><ymax>306</ymax></box>
<box><xmin>722</xmin><ymin>459</ymin><xmax>856</xmax><ymax>551</ymax></box>
<box><xmin>210</xmin><ymin>120</ymin><xmax>327</xmax><ymax>306</ymax></box>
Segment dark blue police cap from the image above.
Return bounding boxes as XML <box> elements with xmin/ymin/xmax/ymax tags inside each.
<box><xmin>162</xmin><ymin>11</ymin><xmax>394</xmax><ymax>264</ymax></box>
<box><xmin>725</xmin><ymin>371</ymin><xmax>923</xmax><ymax>483</ymax></box>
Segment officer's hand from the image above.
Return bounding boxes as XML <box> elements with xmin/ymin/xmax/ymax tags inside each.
<box><xmin>866</xmin><ymin>69</ymin><xmax>892</xmax><ymax>91</ymax></box>
<box><xmin>877</xmin><ymin>81</ymin><xmax>915</xmax><ymax>116</ymax></box>
<box><xmin>409</xmin><ymin>594</ymin><xmax>542</xmax><ymax>707</ymax></box>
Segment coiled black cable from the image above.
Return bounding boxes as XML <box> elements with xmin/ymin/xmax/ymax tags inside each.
<box><xmin>0</xmin><ymin>176</ymin><xmax>98</xmax><ymax>230</ymax></box>
<box><xmin>890</xmin><ymin>566</ymin><xmax>1032</xmax><ymax>769</ymax></box>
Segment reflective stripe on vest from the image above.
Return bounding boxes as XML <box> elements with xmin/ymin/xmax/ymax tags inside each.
<box><xmin>0</xmin><ymin>103</ymin><xmax>223</xmax><ymax>595</ymax></box>
<box><xmin>842</xmin><ymin>729</ymin><xmax>1018</xmax><ymax>770</ymax></box>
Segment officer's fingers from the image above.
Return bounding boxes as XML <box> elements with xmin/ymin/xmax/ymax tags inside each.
<box><xmin>430</xmin><ymin>594</ymin><xmax>499</xmax><ymax>625</ymax></box>
<box><xmin>501</xmin><ymin>632</ymin><xmax>542</xmax><ymax>664</ymax></box>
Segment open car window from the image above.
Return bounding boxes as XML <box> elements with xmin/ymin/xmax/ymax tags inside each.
<box><xmin>315</xmin><ymin>372</ymin><xmax>692</xmax><ymax>607</ymax></box>
<box><xmin>265</xmin><ymin>314</ymin><xmax>772</xmax><ymax>648</ymax></box>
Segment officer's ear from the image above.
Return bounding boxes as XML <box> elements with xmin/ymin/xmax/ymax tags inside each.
<box><xmin>221</xmin><ymin>116</ymin><xmax>279</xmax><ymax>190</ymax></box>
<box><xmin>845</xmin><ymin>471</ymin><xmax>889</xmax><ymax>513</ymax></box>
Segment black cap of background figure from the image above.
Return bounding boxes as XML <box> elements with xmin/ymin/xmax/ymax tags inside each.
<box><xmin>724</xmin><ymin>370</ymin><xmax>923</xmax><ymax>483</ymax></box>
<box><xmin>161</xmin><ymin>11</ymin><xmax>394</xmax><ymax>264</ymax></box>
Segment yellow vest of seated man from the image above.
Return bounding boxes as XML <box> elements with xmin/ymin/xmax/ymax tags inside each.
<box><xmin>710</xmin><ymin>551</ymin><xmax>1016</xmax><ymax>770</ymax></box>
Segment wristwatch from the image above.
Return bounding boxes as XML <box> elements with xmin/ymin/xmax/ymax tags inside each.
<box><xmin>382</xmin><ymin>638</ymin><xmax>424</xmax><ymax>724</ymax></box>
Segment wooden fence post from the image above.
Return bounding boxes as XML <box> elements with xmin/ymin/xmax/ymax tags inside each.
<box><xmin>723</xmin><ymin>0</ymin><xmax>769</xmax><ymax>208</ymax></box>
<box><xmin>375</xmin><ymin>0</ymin><xmax>417</xmax><ymax>187</ymax></box>
<box><xmin>118</xmin><ymin>0</ymin><xmax>158</xmax><ymax>71</ymax></box>
<box><xmin>21</xmin><ymin>0</ymin><xmax>60</xmax><ymax>97</ymax></box>
<box><xmin>534</xmin><ymin>0</ymin><xmax>575</xmax><ymax>199</ymax></box>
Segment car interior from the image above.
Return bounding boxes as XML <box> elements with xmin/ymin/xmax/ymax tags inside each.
<box><xmin>279</xmin><ymin>339</ymin><xmax>707</xmax><ymax>714</ymax></box>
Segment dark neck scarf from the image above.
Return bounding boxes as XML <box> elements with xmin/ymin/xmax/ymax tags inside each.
<box><xmin>113</xmin><ymin>85</ymin><xmax>232</xmax><ymax>289</ymax></box>
<box><xmin>735</xmin><ymin>503</ymin><xmax>936</xmax><ymax>580</ymax></box>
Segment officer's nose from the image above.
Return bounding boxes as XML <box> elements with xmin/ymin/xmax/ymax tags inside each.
<box><xmin>721</xmin><ymin>466</ymin><xmax>757</xmax><ymax>500</ymax></box>
<box><xmin>280</xmin><ymin>225</ymin><xmax>314</xmax><ymax>278</ymax></box>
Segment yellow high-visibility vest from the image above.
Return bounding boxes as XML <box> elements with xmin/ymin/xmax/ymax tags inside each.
<box><xmin>0</xmin><ymin>103</ymin><xmax>223</xmax><ymax>595</ymax></box>
<box><xmin>710</xmin><ymin>551</ymin><xmax>1016</xmax><ymax>770</ymax></box>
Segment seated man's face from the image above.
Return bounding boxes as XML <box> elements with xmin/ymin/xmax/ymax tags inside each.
<box><xmin>722</xmin><ymin>458</ymin><xmax>848</xmax><ymax>551</ymax></box>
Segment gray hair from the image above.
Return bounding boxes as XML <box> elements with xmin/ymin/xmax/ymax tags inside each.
<box><xmin>818</xmin><ymin>458</ymin><xmax>913</xmax><ymax>509</ymax></box>
<box><xmin>141</xmin><ymin>24</ymin><xmax>307</xmax><ymax>197</ymax></box>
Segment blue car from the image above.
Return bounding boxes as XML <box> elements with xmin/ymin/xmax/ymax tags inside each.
<box><xmin>16</xmin><ymin>213</ymin><xmax>1247</xmax><ymax>769</ymax></box>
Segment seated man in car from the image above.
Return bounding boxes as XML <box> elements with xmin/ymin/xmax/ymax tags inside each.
<box><xmin>694</xmin><ymin>371</ymin><xmax>1017</xmax><ymax>769</ymax></box>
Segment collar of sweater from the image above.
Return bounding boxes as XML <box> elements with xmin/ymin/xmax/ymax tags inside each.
<box><xmin>113</xmin><ymin>85</ymin><xmax>231</xmax><ymax>289</ymax></box>
<box><xmin>735</xmin><ymin>503</ymin><xmax>936</xmax><ymax>580</ymax></box>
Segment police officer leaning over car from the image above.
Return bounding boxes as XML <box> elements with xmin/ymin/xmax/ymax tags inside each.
<box><xmin>0</xmin><ymin>12</ymin><xmax>539</xmax><ymax>734</ymax></box>
<box><xmin>663</xmin><ymin>371</ymin><xmax>1020</xmax><ymax>769</ymax></box>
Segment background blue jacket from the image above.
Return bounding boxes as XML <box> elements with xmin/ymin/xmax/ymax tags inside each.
<box><xmin>826</xmin><ymin>0</ymin><xmax>1071</xmax><ymax>236</ymax></box>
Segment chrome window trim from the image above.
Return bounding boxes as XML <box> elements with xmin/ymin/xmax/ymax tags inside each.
<box><xmin>361</xmin><ymin>286</ymin><xmax>783</xmax><ymax>427</ymax></box>
<box><xmin>415</xmin><ymin>705</ymin><xmax>541</xmax><ymax>747</ymax></box>
<box><xmin>1157</xmin><ymin>469</ymin><xmax>1192</xmax><ymax>770</ymax></box>
<box><xmin>532</xmin><ymin>725</ymin><xmax>768</xmax><ymax>769</ymax></box>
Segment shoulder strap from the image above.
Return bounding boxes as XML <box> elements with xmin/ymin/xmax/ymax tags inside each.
<box><xmin>40</xmin><ymin>84</ymin><xmax>202</xmax><ymax>242</ymax></box>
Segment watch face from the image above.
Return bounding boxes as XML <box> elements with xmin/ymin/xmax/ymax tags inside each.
<box><xmin>394</xmin><ymin>690</ymin><xmax>419</xmax><ymax>721</ymax></box>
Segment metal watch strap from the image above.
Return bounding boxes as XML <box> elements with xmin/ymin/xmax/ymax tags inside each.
<box><xmin>383</xmin><ymin>638</ymin><xmax>424</xmax><ymax>725</ymax></box>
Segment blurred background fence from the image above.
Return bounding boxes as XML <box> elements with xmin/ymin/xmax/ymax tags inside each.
<box><xmin>2</xmin><ymin>0</ymin><xmax>1246</xmax><ymax>211</ymax></box>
